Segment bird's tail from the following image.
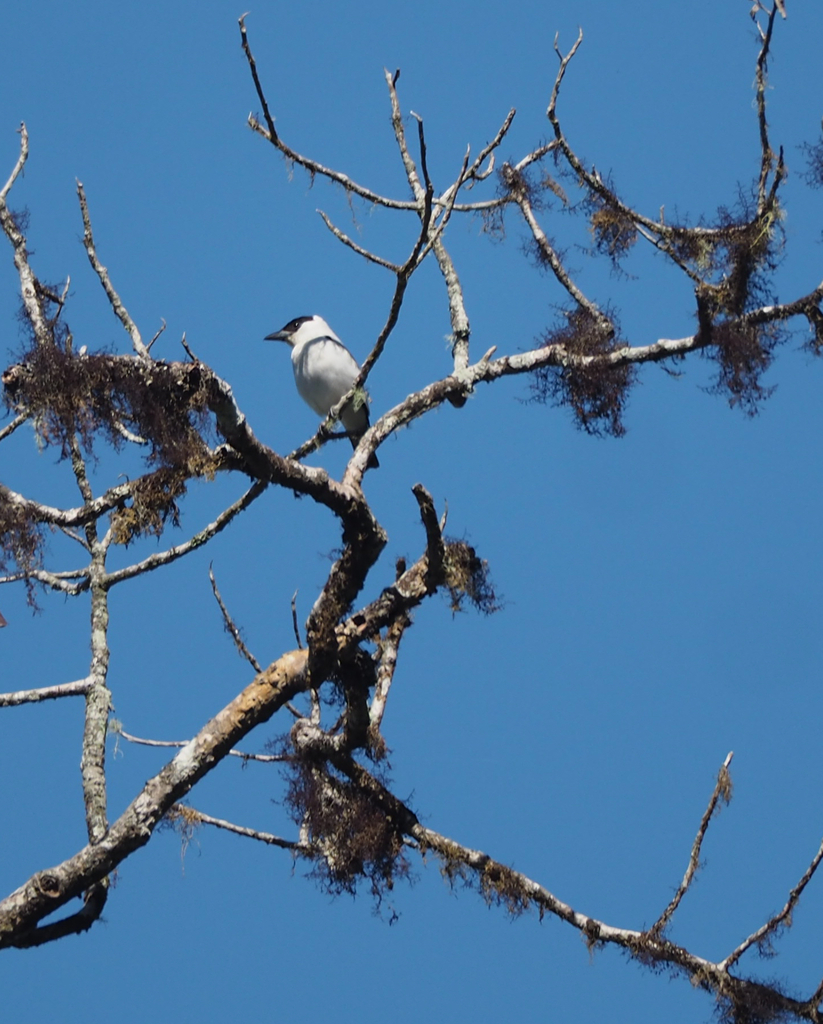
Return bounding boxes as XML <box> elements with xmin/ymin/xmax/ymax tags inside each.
<box><xmin>349</xmin><ymin>435</ymin><xmax>379</xmax><ymax>469</ymax></box>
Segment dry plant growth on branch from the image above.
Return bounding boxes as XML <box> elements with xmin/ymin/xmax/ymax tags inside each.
<box><xmin>2</xmin><ymin>3</ymin><xmax>823</xmax><ymax>1020</ymax></box>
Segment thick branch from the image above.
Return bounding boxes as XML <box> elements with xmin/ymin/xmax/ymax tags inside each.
<box><xmin>7</xmin><ymin>883</ymin><xmax>107</xmax><ymax>949</ymax></box>
<box><xmin>80</xmin><ymin>539</ymin><xmax>112</xmax><ymax>845</ymax></box>
<box><xmin>369</xmin><ymin>611</ymin><xmax>411</xmax><ymax>734</ymax></box>
<box><xmin>0</xmin><ymin>648</ymin><xmax>309</xmax><ymax>946</ymax></box>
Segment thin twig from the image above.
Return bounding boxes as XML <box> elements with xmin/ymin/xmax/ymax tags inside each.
<box><xmin>113</xmin><ymin>726</ymin><xmax>289</xmax><ymax>763</ymax></box>
<box><xmin>465</xmin><ymin>108</ymin><xmax>516</xmax><ymax>185</ymax></box>
<box><xmin>0</xmin><ymin>679</ymin><xmax>92</xmax><ymax>707</ymax></box>
<box><xmin>58</xmin><ymin>525</ymin><xmax>90</xmax><ymax>550</ymax></box>
<box><xmin>753</xmin><ymin>5</ymin><xmax>779</xmax><ymax>210</ymax></box>
<box><xmin>180</xmin><ymin>804</ymin><xmax>305</xmax><ymax>851</ymax></box>
<box><xmin>240</xmin><ymin>17</ymin><xmax>416</xmax><ymax>212</ymax></box>
<box><xmin>209</xmin><ymin>565</ymin><xmax>305</xmax><ymax>720</ymax></box>
<box><xmin>503</xmin><ymin>163</ymin><xmax>612</xmax><ymax>332</ymax></box>
<box><xmin>146</xmin><ymin>319</ymin><xmax>167</xmax><ymax>353</ymax></box>
<box><xmin>513</xmin><ymin>141</ymin><xmax>559</xmax><ymax>173</ymax></box>
<box><xmin>104</xmin><ymin>479</ymin><xmax>268</xmax><ymax>587</ymax></box>
<box><xmin>0</xmin><ymin>123</ymin><xmax>28</xmax><ymax>203</ymax></box>
<box><xmin>209</xmin><ymin>563</ymin><xmax>262</xmax><ymax>673</ymax></box>
<box><xmin>180</xmin><ymin>332</ymin><xmax>197</xmax><ymax>361</ymax></box>
<box><xmin>719</xmin><ymin>833</ymin><xmax>823</xmax><ymax>970</ymax></box>
<box><xmin>0</xmin><ymin>412</ymin><xmax>28</xmax><ymax>443</ymax></box>
<box><xmin>412</xmin><ymin>483</ymin><xmax>446</xmax><ymax>584</ymax></box>
<box><xmin>0</xmin><ymin>568</ymin><xmax>90</xmax><ymax>595</ymax></box>
<box><xmin>411</xmin><ymin>110</ymin><xmax>433</xmax><ymax>197</ymax></box>
<box><xmin>76</xmin><ymin>182</ymin><xmax>148</xmax><ymax>358</ymax></box>
<box><xmin>316</xmin><ymin>211</ymin><xmax>401</xmax><ymax>271</ymax></box>
<box><xmin>291</xmin><ymin>590</ymin><xmax>303</xmax><ymax>649</ymax></box>
<box><xmin>651</xmin><ymin>752</ymin><xmax>734</xmax><ymax>934</ymax></box>
<box><xmin>386</xmin><ymin>70</ymin><xmax>425</xmax><ymax>204</ymax></box>
<box><xmin>545</xmin><ymin>32</ymin><xmax>660</xmax><ymax>238</ymax></box>
<box><xmin>0</xmin><ymin>125</ymin><xmax>51</xmax><ymax>347</ymax></box>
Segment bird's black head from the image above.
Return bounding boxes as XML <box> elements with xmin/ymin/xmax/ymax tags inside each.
<box><xmin>264</xmin><ymin>315</ymin><xmax>316</xmax><ymax>343</ymax></box>
<box><xmin>281</xmin><ymin>316</ymin><xmax>315</xmax><ymax>334</ymax></box>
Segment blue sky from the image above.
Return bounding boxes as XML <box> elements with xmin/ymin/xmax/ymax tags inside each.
<box><xmin>2</xmin><ymin>1</ymin><xmax>823</xmax><ymax>1022</ymax></box>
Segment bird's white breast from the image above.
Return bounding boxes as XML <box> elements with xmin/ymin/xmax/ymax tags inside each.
<box><xmin>291</xmin><ymin>337</ymin><xmax>362</xmax><ymax>420</ymax></box>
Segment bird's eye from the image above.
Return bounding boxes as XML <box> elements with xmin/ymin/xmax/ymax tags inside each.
<box><xmin>285</xmin><ymin>316</ymin><xmax>311</xmax><ymax>332</ymax></box>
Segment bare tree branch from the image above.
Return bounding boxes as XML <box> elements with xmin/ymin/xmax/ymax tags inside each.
<box><xmin>0</xmin><ymin>125</ymin><xmax>27</xmax><ymax>204</ymax></box>
<box><xmin>74</xmin><ymin>445</ymin><xmax>113</xmax><ymax>847</ymax></box>
<box><xmin>239</xmin><ymin>17</ymin><xmax>418</xmax><ymax>212</ymax></box>
<box><xmin>0</xmin><ymin>479</ymin><xmax>138</xmax><ymax>530</ymax></box>
<box><xmin>0</xmin><ymin>413</ymin><xmax>28</xmax><ymax>443</ymax></box>
<box><xmin>146</xmin><ymin>319</ymin><xmax>166</xmax><ymax>353</ymax></box>
<box><xmin>112</xmin><ymin>724</ymin><xmax>290</xmax><ymax>763</ymax></box>
<box><xmin>316</xmin><ymin>211</ymin><xmax>402</xmax><ymax>271</ymax></box>
<box><xmin>384</xmin><ymin>71</ymin><xmax>474</xmax><ymax>376</ymax></box>
<box><xmin>753</xmin><ymin>5</ymin><xmax>780</xmax><ymax>209</ymax></box>
<box><xmin>0</xmin><ymin>679</ymin><xmax>92</xmax><ymax>707</ymax></box>
<box><xmin>328</xmin><ymin>752</ymin><xmax>823</xmax><ymax>1024</ymax></box>
<box><xmin>464</xmin><ymin>107</ymin><xmax>516</xmax><ymax>186</ymax></box>
<box><xmin>0</xmin><ymin>568</ymin><xmax>89</xmax><ymax>595</ymax></box>
<box><xmin>369</xmin><ymin>611</ymin><xmax>410</xmax><ymax>734</ymax></box>
<box><xmin>209</xmin><ymin>563</ymin><xmax>263</xmax><ymax>674</ymax></box>
<box><xmin>173</xmin><ymin>804</ymin><xmax>305</xmax><ymax>851</ymax></box>
<box><xmin>502</xmin><ymin>162</ymin><xmax>613</xmax><ymax>332</ymax></box>
<box><xmin>0</xmin><ymin>648</ymin><xmax>310</xmax><ymax>946</ymax></box>
<box><xmin>77</xmin><ymin>182</ymin><xmax>149</xmax><ymax>359</ymax></box>
<box><xmin>0</xmin><ymin>125</ymin><xmax>51</xmax><ymax>347</ymax></box>
<box><xmin>651</xmin><ymin>751</ymin><xmax>734</xmax><ymax>935</ymax></box>
<box><xmin>7</xmin><ymin>883</ymin><xmax>107</xmax><ymax>949</ymax></box>
<box><xmin>719</xmin><ymin>834</ymin><xmax>823</xmax><ymax>971</ymax></box>
<box><xmin>103</xmin><ymin>479</ymin><xmax>268</xmax><ymax>587</ymax></box>
<box><xmin>290</xmin><ymin>590</ymin><xmax>303</xmax><ymax>650</ymax></box>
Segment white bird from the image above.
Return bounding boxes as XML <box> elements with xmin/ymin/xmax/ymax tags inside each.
<box><xmin>265</xmin><ymin>314</ymin><xmax>379</xmax><ymax>468</ymax></box>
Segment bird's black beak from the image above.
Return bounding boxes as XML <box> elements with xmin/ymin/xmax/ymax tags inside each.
<box><xmin>264</xmin><ymin>330</ymin><xmax>291</xmax><ymax>343</ymax></box>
